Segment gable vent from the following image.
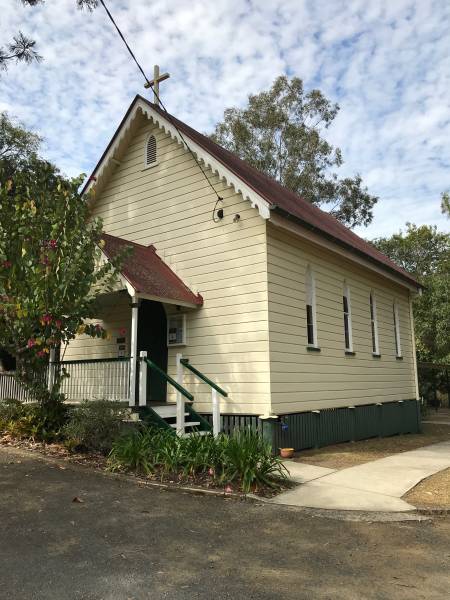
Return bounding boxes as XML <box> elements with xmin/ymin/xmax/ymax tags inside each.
<box><xmin>145</xmin><ymin>135</ymin><xmax>157</xmax><ymax>166</ymax></box>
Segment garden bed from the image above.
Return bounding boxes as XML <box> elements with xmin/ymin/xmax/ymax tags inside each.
<box><xmin>0</xmin><ymin>399</ymin><xmax>291</xmax><ymax>498</ymax></box>
<box><xmin>0</xmin><ymin>433</ymin><xmax>291</xmax><ymax>498</ymax></box>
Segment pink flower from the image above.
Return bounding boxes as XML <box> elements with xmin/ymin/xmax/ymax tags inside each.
<box><xmin>224</xmin><ymin>485</ymin><xmax>233</xmax><ymax>494</ymax></box>
<box><xmin>49</xmin><ymin>239</ymin><xmax>57</xmax><ymax>250</ymax></box>
<box><xmin>27</xmin><ymin>338</ymin><xmax>36</xmax><ymax>348</ymax></box>
<box><xmin>41</xmin><ymin>314</ymin><xmax>52</xmax><ymax>325</ymax></box>
<box><xmin>2</xmin><ymin>260</ymin><xmax>12</xmax><ymax>269</ymax></box>
<box><xmin>36</xmin><ymin>350</ymin><xmax>46</xmax><ymax>358</ymax></box>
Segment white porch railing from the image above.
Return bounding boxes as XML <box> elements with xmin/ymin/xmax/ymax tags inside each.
<box><xmin>0</xmin><ymin>358</ymin><xmax>130</xmax><ymax>402</ymax></box>
<box><xmin>58</xmin><ymin>358</ymin><xmax>131</xmax><ymax>402</ymax></box>
<box><xmin>0</xmin><ymin>372</ymin><xmax>35</xmax><ymax>402</ymax></box>
<box><xmin>0</xmin><ymin>358</ymin><xmax>131</xmax><ymax>403</ymax></box>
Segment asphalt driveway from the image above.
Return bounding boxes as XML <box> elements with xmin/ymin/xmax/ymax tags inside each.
<box><xmin>0</xmin><ymin>447</ymin><xmax>449</xmax><ymax>600</ymax></box>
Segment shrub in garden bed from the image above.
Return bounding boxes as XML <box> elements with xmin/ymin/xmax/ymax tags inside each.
<box><xmin>108</xmin><ymin>426</ymin><xmax>288</xmax><ymax>494</ymax></box>
<box><xmin>63</xmin><ymin>400</ymin><xmax>129</xmax><ymax>454</ymax></box>
<box><xmin>0</xmin><ymin>398</ymin><xmax>68</xmax><ymax>442</ymax></box>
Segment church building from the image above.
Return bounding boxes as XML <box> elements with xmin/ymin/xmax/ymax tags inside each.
<box><xmin>51</xmin><ymin>78</ymin><xmax>423</xmax><ymax>449</ymax></box>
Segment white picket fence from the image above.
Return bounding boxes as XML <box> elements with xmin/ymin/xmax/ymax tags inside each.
<box><xmin>0</xmin><ymin>358</ymin><xmax>131</xmax><ymax>403</ymax></box>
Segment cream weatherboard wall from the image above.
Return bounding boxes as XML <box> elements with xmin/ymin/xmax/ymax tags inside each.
<box><xmin>267</xmin><ymin>223</ymin><xmax>417</xmax><ymax>414</ymax></box>
<box><xmin>62</xmin><ymin>292</ymin><xmax>131</xmax><ymax>361</ymax></box>
<box><xmin>65</xmin><ymin>113</ymin><xmax>271</xmax><ymax>415</ymax></box>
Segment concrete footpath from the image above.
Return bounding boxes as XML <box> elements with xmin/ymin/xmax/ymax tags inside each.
<box><xmin>273</xmin><ymin>441</ymin><xmax>450</xmax><ymax>512</ymax></box>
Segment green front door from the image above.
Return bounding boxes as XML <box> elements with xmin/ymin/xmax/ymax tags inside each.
<box><xmin>137</xmin><ymin>300</ymin><xmax>168</xmax><ymax>403</ymax></box>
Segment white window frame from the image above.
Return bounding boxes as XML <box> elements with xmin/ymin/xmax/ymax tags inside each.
<box><xmin>393</xmin><ymin>300</ymin><xmax>402</xmax><ymax>358</ymax></box>
<box><xmin>143</xmin><ymin>134</ymin><xmax>158</xmax><ymax>169</ymax></box>
<box><xmin>343</xmin><ymin>282</ymin><xmax>353</xmax><ymax>352</ymax></box>
<box><xmin>370</xmin><ymin>291</ymin><xmax>380</xmax><ymax>356</ymax></box>
<box><xmin>305</xmin><ymin>265</ymin><xmax>318</xmax><ymax>348</ymax></box>
<box><xmin>167</xmin><ymin>314</ymin><xmax>187</xmax><ymax>347</ymax></box>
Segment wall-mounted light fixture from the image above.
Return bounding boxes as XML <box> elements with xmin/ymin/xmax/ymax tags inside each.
<box><xmin>213</xmin><ymin>197</ymin><xmax>224</xmax><ymax>222</ymax></box>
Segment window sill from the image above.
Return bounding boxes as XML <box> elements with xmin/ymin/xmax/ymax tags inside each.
<box><xmin>345</xmin><ymin>351</ymin><xmax>356</xmax><ymax>356</ymax></box>
<box><xmin>372</xmin><ymin>353</ymin><xmax>381</xmax><ymax>358</ymax></box>
<box><xmin>396</xmin><ymin>355</ymin><xmax>404</xmax><ymax>360</ymax></box>
<box><xmin>306</xmin><ymin>345</ymin><xmax>321</xmax><ymax>352</ymax></box>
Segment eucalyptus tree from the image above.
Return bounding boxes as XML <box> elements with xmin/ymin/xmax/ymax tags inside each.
<box><xmin>211</xmin><ymin>76</ymin><xmax>378</xmax><ymax>229</ymax></box>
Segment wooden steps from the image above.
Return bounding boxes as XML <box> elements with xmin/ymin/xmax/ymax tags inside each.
<box><xmin>137</xmin><ymin>403</ymin><xmax>212</xmax><ymax>436</ymax></box>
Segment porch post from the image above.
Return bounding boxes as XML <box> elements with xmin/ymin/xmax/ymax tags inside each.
<box><xmin>47</xmin><ymin>347</ymin><xmax>56</xmax><ymax>393</ymax></box>
<box><xmin>129</xmin><ymin>296</ymin><xmax>139</xmax><ymax>407</ymax></box>
<box><xmin>139</xmin><ymin>351</ymin><xmax>148</xmax><ymax>407</ymax></box>
<box><xmin>212</xmin><ymin>388</ymin><xmax>220</xmax><ymax>437</ymax></box>
<box><xmin>176</xmin><ymin>353</ymin><xmax>185</xmax><ymax>436</ymax></box>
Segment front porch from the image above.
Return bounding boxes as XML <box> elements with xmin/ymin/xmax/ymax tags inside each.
<box><xmin>0</xmin><ymin>234</ymin><xmax>228</xmax><ymax>436</ymax></box>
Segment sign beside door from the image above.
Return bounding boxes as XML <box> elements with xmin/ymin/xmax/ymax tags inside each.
<box><xmin>167</xmin><ymin>314</ymin><xmax>186</xmax><ymax>346</ymax></box>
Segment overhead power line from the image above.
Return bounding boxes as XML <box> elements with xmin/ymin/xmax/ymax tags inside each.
<box><xmin>98</xmin><ymin>0</ymin><xmax>223</xmax><ymax>204</ymax></box>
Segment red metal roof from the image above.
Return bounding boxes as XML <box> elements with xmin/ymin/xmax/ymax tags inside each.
<box><xmin>84</xmin><ymin>95</ymin><xmax>420</xmax><ymax>289</ymax></box>
<box><xmin>101</xmin><ymin>233</ymin><xmax>203</xmax><ymax>306</ymax></box>
<box><xmin>146</xmin><ymin>100</ymin><xmax>421</xmax><ymax>289</ymax></box>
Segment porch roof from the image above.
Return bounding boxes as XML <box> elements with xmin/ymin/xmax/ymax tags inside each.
<box><xmin>101</xmin><ymin>233</ymin><xmax>203</xmax><ymax>307</ymax></box>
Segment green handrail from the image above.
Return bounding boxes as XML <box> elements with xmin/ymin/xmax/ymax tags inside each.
<box><xmin>180</xmin><ymin>358</ymin><xmax>228</xmax><ymax>397</ymax></box>
<box><xmin>144</xmin><ymin>358</ymin><xmax>194</xmax><ymax>401</ymax></box>
<box><xmin>58</xmin><ymin>357</ymin><xmax>131</xmax><ymax>365</ymax></box>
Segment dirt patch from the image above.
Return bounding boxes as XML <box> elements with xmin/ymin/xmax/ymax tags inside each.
<box><xmin>404</xmin><ymin>468</ymin><xmax>450</xmax><ymax>509</ymax></box>
<box><xmin>294</xmin><ymin>423</ymin><xmax>450</xmax><ymax>470</ymax></box>
<box><xmin>0</xmin><ymin>434</ymin><xmax>108</xmax><ymax>469</ymax></box>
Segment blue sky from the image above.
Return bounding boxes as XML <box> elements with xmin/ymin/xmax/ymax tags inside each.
<box><xmin>1</xmin><ymin>0</ymin><xmax>449</xmax><ymax>239</ymax></box>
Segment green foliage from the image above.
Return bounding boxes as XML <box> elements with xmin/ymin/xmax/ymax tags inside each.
<box><xmin>108</xmin><ymin>426</ymin><xmax>287</xmax><ymax>493</ymax></box>
<box><xmin>0</xmin><ymin>140</ymin><xmax>126</xmax><ymax>398</ymax></box>
<box><xmin>372</xmin><ymin>223</ymin><xmax>450</xmax><ymax>362</ymax></box>
<box><xmin>220</xmin><ymin>427</ymin><xmax>287</xmax><ymax>492</ymax></box>
<box><xmin>0</xmin><ymin>113</ymin><xmax>42</xmax><ymax>173</ymax></box>
<box><xmin>0</xmin><ymin>398</ymin><xmax>24</xmax><ymax>427</ymax></box>
<box><xmin>210</xmin><ymin>75</ymin><xmax>377</xmax><ymax>228</ymax></box>
<box><xmin>0</xmin><ymin>32</ymin><xmax>41</xmax><ymax>73</ymax></box>
<box><xmin>0</xmin><ymin>399</ymin><xmax>68</xmax><ymax>441</ymax></box>
<box><xmin>441</xmin><ymin>191</ymin><xmax>450</xmax><ymax>218</ymax></box>
<box><xmin>108</xmin><ymin>427</ymin><xmax>158</xmax><ymax>475</ymax></box>
<box><xmin>63</xmin><ymin>400</ymin><xmax>128</xmax><ymax>454</ymax></box>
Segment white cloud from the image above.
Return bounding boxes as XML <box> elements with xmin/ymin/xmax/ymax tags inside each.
<box><xmin>1</xmin><ymin>0</ymin><xmax>449</xmax><ymax>238</ymax></box>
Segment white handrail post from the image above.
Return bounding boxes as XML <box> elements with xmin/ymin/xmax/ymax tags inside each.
<box><xmin>139</xmin><ymin>351</ymin><xmax>147</xmax><ymax>407</ymax></box>
<box><xmin>129</xmin><ymin>297</ymin><xmax>139</xmax><ymax>407</ymax></box>
<box><xmin>176</xmin><ymin>353</ymin><xmax>185</xmax><ymax>436</ymax></box>
<box><xmin>47</xmin><ymin>348</ymin><xmax>56</xmax><ymax>393</ymax></box>
<box><xmin>212</xmin><ymin>388</ymin><xmax>220</xmax><ymax>437</ymax></box>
